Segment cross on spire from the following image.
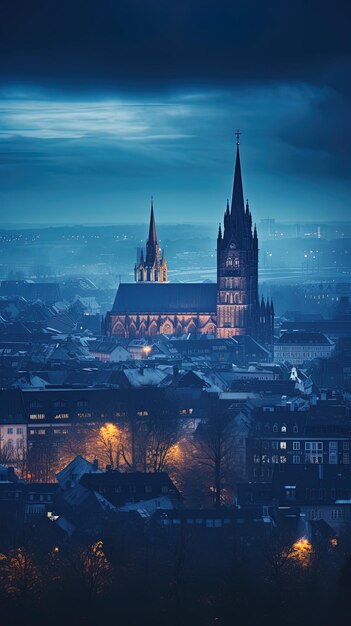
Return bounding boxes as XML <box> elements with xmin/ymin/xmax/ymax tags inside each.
<box><xmin>235</xmin><ymin>129</ymin><xmax>241</xmax><ymax>146</ymax></box>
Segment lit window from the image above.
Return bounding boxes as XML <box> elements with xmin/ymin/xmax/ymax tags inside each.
<box><xmin>30</xmin><ymin>414</ymin><xmax>45</xmax><ymax>420</ymax></box>
<box><xmin>281</xmin><ymin>425</ymin><xmax>287</xmax><ymax>433</ymax></box>
<box><xmin>280</xmin><ymin>442</ymin><xmax>287</xmax><ymax>449</ymax></box>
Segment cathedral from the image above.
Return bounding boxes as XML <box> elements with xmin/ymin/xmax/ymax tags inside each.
<box><xmin>105</xmin><ymin>138</ymin><xmax>274</xmax><ymax>343</ymax></box>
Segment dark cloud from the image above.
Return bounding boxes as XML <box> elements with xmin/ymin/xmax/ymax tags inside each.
<box><xmin>1</xmin><ymin>1</ymin><xmax>350</xmax><ymax>225</ymax></box>
<box><xmin>1</xmin><ymin>0</ymin><xmax>350</xmax><ymax>92</ymax></box>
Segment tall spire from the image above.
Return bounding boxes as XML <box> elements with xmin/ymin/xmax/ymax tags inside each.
<box><xmin>148</xmin><ymin>196</ymin><xmax>158</xmax><ymax>245</ymax></box>
<box><xmin>231</xmin><ymin>140</ymin><xmax>245</xmax><ymax>222</ymax></box>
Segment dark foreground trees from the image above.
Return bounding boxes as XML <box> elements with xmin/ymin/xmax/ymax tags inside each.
<box><xmin>0</xmin><ymin>520</ymin><xmax>348</xmax><ymax>626</ymax></box>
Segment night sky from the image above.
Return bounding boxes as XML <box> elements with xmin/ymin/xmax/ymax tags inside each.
<box><xmin>1</xmin><ymin>0</ymin><xmax>350</xmax><ymax>225</ymax></box>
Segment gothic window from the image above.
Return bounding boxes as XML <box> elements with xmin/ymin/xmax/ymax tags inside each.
<box><xmin>187</xmin><ymin>322</ymin><xmax>197</xmax><ymax>334</ymax></box>
<box><xmin>226</xmin><ymin>258</ymin><xmax>233</xmax><ymax>268</ymax></box>
<box><xmin>129</xmin><ymin>324</ymin><xmax>136</xmax><ymax>339</ymax></box>
<box><xmin>205</xmin><ymin>324</ymin><xmax>215</xmax><ymax>335</ymax></box>
<box><xmin>113</xmin><ymin>321</ymin><xmax>126</xmax><ymax>337</ymax></box>
<box><xmin>162</xmin><ymin>322</ymin><xmax>173</xmax><ymax>335</ymax></box>
<box><xmin>234</xmin><ymin>257</ymin><xmax>239</xmax><ymax>268</ymax></box>
<box><xmin>149</xmin><ymin>322</ymin><xmax>158</xmax><ymax>337</ymax></box>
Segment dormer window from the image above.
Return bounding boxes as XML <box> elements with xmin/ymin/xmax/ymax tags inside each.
<box><xmin>281</xmin><ymin>425</ymin><xmax>287</xmax><ymax>433</ymax></box>
<box><xmin>273</xmin><ymin>423</ymin><xmax>278</xmax><ymax>433</ymax></box>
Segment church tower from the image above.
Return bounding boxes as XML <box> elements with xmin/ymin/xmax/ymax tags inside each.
<box><xmin>135</xmin><ymin>199</ymin><xmax>168</xmax><ymax>283</ymax></box>
<box><xmin>216</xmin><ymin>133</ymin><xmax>272</xmax><ymax>340</ymax></box>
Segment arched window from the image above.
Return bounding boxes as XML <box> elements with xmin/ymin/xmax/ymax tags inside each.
<box><xmin>162</xmin><ymin>322</ymin><xmax>173</xmax><ymax>335</ymax></box>
<box><xmin>281</xmin><ymin>424</ymin><xmax>287</xmax><ymax>433</ymax></box>
<box><xmin>112</xmin><ymin>321</ymin><xmax>126</xmax><ymax>337</ymax></box>
<box><xmin>273</xmin><ymin>423</ymin><xmax>278</xmax><ymax>433</ymax></box>
<box><xmin>149</xmin><ymin>322</ymin><xmax>158</xmax><ymax>337</ymax></box>
<box><xmin>293</xmin><ymin>424</ymin><xmax>299</xmax><ymax>433</ymax></box>
<box><xmin>129</xmin><ymin>324</ymin><xmax>136</xmax><ymax>339</ymax></box>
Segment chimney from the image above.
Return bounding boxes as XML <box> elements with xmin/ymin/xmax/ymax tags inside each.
<box><xmin>93</xmin><ymin>458</ymin><xmax>99</xmax><ymax>470</ymax></box>
<box><xmin>106</xmin><ymin>464</ymin><xmax>112</xmax><ymax>472</ymax></box>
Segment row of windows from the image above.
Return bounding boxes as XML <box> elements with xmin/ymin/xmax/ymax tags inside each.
<box><xmin>4</xmin><ymin>438</ymin><xmax>23</xmax><ymax>450</ymax></box>
<box><xmin>30</xmin><ymin>400</ymin><xmax>89</xmax><ymax>410</ymax></box>
<box><xmin>256</xmin><ymin>441</ymin><xmax>349</xmax><ymax>452</ymax></box>
<box><xmin>256</xmin><ymin>423</ymin><xmax>300</xmax><ymax>433</ymax></box>
<box><xmin>29</xmin><ymin>410</ymin><xmax>172</xmax><ymax>420</ymax></box>
<box><xmin>5</xmin><ymin>427</ymin><xmax>23</xmax><ymax>435</ymax></box>
<box><xmin>161</xmin><ymin>518</ymin><xmax>232</xmax><ymax>527</ymax></box>
<box><xmin>254</xmin><ymin>454</ymin><xmax>349</xmax><ymax>465</ymax></box>
<box><xmin>98</xmin><ymin>485</ymin><xmax>169</xmax><ymax>495</ymax></box>
<box><xmin>307</xmin><ymin>510</ymin><xmax>345</xmax><ymax>520</ymax></box>
<box><xmin>28</xmin><ymin>494</ymin><xmax>52</xmax><ymax>502</ymax></box>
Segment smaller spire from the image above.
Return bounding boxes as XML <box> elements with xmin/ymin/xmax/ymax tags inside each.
<box><xmin>235</xmin><ymin>128</ymin><xmax>241</xmax><ymax>146</ymax></box>
<box><xmin>218</xmin><ymin>222</ymin><xmax>222</xmax><ymax>239</ymax></box>
<box><xmin>147</xmin><ymin>197</ymin><xmax>158</xmax><ymax>244</ymax></box>
<box><xmin>245</xmin><ymin>199</ymin><xmax>250</xmax><ymax>214</ymax></box>
<box><xmin>140</xmin><ymin>248</ymin><xmax>144</xmax><ymax>264</ymax></box>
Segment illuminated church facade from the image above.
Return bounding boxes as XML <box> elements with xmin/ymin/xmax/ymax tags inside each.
<box><xmin>105</xmin><ymin>139</ymin><xmax>274</xmax><ymax>343</ymax></box>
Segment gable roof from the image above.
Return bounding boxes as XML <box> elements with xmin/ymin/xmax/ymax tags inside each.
<box><xmin>111</xmin><ymin>283</ymin><xmax>217</xmax><ymax>314</ymax></box>
<box><xmin>56</xmin><ymin>455</ymin><xmax>101</xmax><ymax>488</ymax></box>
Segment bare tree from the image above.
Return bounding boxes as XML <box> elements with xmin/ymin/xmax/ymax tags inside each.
<box><xmin>190</xmin><ymin>401</ymin><xmax>235</xmax><ymax>507</ymax></box>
